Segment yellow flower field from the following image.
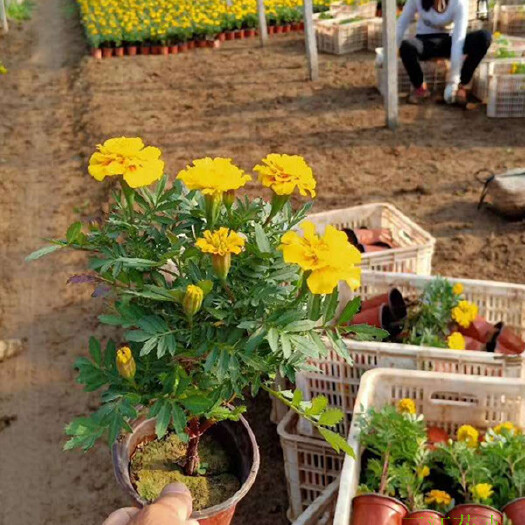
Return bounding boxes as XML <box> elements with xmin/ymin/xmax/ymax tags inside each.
<box><xmin>77</xmin><ymin>0</ymin><xmax>332</xmax><ymax>47</ymax></box>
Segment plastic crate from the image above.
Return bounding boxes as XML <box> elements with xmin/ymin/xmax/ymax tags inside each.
<box><xmin>334</xmin><ymin>369</ymin><xmax>525</xmax><ymax>525</ymax></box>
<box><xmin>375</xmin><ymin>48</ymin><xmax>449</xmax><ymax>96</ymax></box>
<box><xmin>307</xmin><ymin>203</ymin><xmax>435</xmax><ymax>275</ymax></box>
<box><xmin>331</xmin><ymin>0</ymin><xmax>377</xmax><ymax>19</ymax></box>
<box><xmin>316</xmin><ymin>17</ymin><xmax>368</xmax><ymax>55</ymax></box>
<box><xmin>367</xmin><ymin>19</ymin><xmax>417</xmax><ymax>50</ymax></box>
<box><xmin>296</xmin><ymin>270</ymin><xmax>525</xmax><ymax>437</ymax></box>
<box><xmin>487</xmin><ymin>60</ymin><xmax>525</xmax><ymax>117</ymax></box>
<box><xmin>292</xmin><ymin>479</ymin><xmax>339</xmax><ymax>525</ymax></box>
<box><xmin>498</xmin><ymin>5</ymin><xmax>525</xmax><ymax>35</ymax></box>
<box><xmin>278</xmin><ymin>411</ymin><xmax>345</xmax><ymax>521</ymax></box>
<box><xmin>473</xmin><ymin>56</ymin><xmax>525</xmax><ymax>102</ymax></box>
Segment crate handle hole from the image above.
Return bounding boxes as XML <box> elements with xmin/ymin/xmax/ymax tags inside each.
<box><xmin>429</xmin><ymin>391</ymin><xmax>479</xmax><ymax>407</ymax></box>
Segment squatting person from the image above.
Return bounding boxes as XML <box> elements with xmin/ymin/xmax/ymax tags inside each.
<box><xmin>396</xmin><ymin>0</ymin><xmax>492</xmax><ymax>104</ymax></box>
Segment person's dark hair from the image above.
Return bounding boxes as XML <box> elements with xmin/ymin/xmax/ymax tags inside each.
<box><xmin>422</xmin><ymin>0</ymin><xmax>433</xmax><ymax>10</ymax></box>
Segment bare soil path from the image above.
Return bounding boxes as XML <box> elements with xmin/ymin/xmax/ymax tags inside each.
<box><xmin>0</xmin><ymin>1</ymin><xmax>524</xmax><ymax>525</ymax></box>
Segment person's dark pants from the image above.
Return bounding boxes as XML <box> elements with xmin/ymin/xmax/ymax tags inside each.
<box><xmin>399</xmin><ymin>29</ymin><xmax>492</xmax><ymax>89</ymax></box>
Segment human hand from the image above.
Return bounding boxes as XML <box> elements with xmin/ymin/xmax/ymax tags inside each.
<box><xmin>444</xmin><ymin>82</ymin><xmax>458</xmax><ymax>104</ymax></box>
<box><xmin>103</xmin><ymin>483</ymin><xmax>199</xmax><ymax>525</ymax></box>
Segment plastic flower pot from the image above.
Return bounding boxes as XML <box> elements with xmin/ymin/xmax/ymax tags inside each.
<box><xmin>351</xmin><ymin>494</ymin><xmax>408</xmax><ymax>525</ymax></box>
<box><xmin>427</xmin><ymin>425</ymin><xmax>449</xmax><ymax>449</ymax></box>
<box><xmin>114</xmin><ymin>47</ymin><xmax>124</xmax><ymax>57</ymax></box>
<box><xmin>350</xmin><ymin>303</ymin><xmax>394</xmax><ymax>330</ymax></box>
<box><xmin>179</xmin><ymin>42</ymin><xmax>188</xmax><ymax>52</ymax></box>
<box><xmin>102</xmin><ymin>47</ymin><xmax>113</xmax><ymax>58</ymax></box>
<box><xmin>355</xmin><ymin>228</ymin><xmax>393</xmax><ymax>246</ymax></box>
<box><xmin>235</xmin><ymin>29</ymin><xmax>245</xmax><ymax>39</ymax></box>
<box><xmin>291</xmin><ymin>22</ymin><xmax>301</xmax><ymax>31</ymax></box>
<box><xmin>503</xmin><ymin>497</ymin><xmax>525</xmax><ymax>524</ymax></box>
<box><xmin>208</xmin><ymin>40</ymin><xmax>221</xmax><ymax>49</ymax></box>
<box><xmin>218</xmin><ymin>33</ymin><xmax>226</xmax><ymax>42</ymax></box>
<box><xmin>169</xmin><ymin>45</ymin><xmax>179</xmax><ymax>54</ymax></box>
<box><xmin>127</xmin><ymin>45</ymin><xmax>137</xmax><ymax>56</ymax></box>
<box><xmin>283</xmin><ymin>24</ymin><xmax>292</xmax><ymax>33</ymax></box>
<box><xmin>140</xmin><ymin>45</ymin><xmax>151</xmax><ymax>56</ymax></box>
<box><xmin>359</xmin><ymin>243</ymin><xmax>390</xmax><ymax>253</ymax></box>
<box><xmin>459</xmin><ymin>315</ymin><xmax>497</xmax><ymax>344</ymax></box>
<box><xmin>188</xmin><ymin>41</ymin><xmax>196</xmax><ymax>50</ymax></box>
<box><xmin>197</xmin><ymin>40</ymin><xmax>207</xmax><ymax>49</ymax></box>
<box><xmin>464</xmin><ymin>335</ymin><xmax>486</xmax><ymax>351</ymax></box>
<box><xmin>360</xmin><ymin>288</ymin><xmax>406</xmax><ymax>321</ymax></box>
<box><xmin>245</xmin><ymin>29</ymin><xmax>256</xmax><ymax>38</ymax></box>
<box><xmin>151</xmin><ymin>45</ymin><xmax>162</xmax><ymax>55</ymax></box>
<box><xmin>299</xmin><ymin>21</ymin><xmax>305</xmax><ymax>31</ymax></box>
<box><xmin>492</xmin><ymin>322</ymin><xmax>525</xmax><ymax>355</ymax></box>
<box><xmin>275</xmin><ymin>25</ymin><xmax>284</xmax><ymax>34</ymax></box>
<box><xmin>112</xmin><ymin>416</ymin><xmax>260</xmax><ymax>525</ymax></box>
<box><xmin>268</xmin><ymin>26</ymin><xmax>276</xmax><ymax>35</ymax></box>
<box><xmin>91</xmin><ymin>47</ymin><xmax>102</xmax><ymax>59</ymax></box>
<box><xmin>160</xmin><ymin>46</ymin><xmax>169</xmax><ymax>55</ymax></box>
<box><xmin>448</xmin><ymin>504</ymin><xmax>503</xmax><ymax>525</ymax></box>
<box><xmin>225</xmin><ymin>31</ymin><xmax>235</xmax><ymax>40</ymax></box>
<box><xmin>402</xmin><ymin>510</ymin><xmax>445</xmax><ymax>525</ymax></box>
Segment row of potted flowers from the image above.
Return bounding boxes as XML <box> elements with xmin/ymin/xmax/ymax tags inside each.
<box><xmin>90</xmin><ymin>23</ymin><xmax>306</xmax><ymax>59</ymax></box>
<box><xmin>352</xmin><ymin>400</ymin><xmax>525</xmax><ymax>525</ymax></box>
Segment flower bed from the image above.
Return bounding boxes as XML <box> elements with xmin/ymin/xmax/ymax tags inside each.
<box><xmin>77</xmin><ymin>0</ymin><xmax>332</xmax><ymax>55</ymax></box>
<box><xmin>334</xmin><ymin>369</ymin><xmax>525</xmax><ymax>525</ymax></box>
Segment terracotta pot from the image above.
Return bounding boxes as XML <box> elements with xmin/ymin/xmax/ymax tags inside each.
<box><xmin>459</xmin><ymin>315</ymin><xmax>497</xmax><ymax>344</ymax></box>
<box><xmin>151</xmin><ymin>45</ymin><xmax>162</xmax><ymax>55</ymax></box>
<box><xmin>503</xmin><ymin>497</ymin><xmax>525</xmax><ymax>524</ymax></box>
<box><xmin>268</xmin><ymin>25</ymin><xmax>276</xmax><ymax>35</ymax></box>
<box><xmin>169</xmin><ymin>45</ymin><xmax>179</xmax><ymax>54</ymax></box>
<box><xmin>359</xmin><ymin>243</ymin><xmax>390</xmax><ymax>253</ymax></box>
<box><xmin>208</xmin><ymin>39</ymin><xmax>221</xmax><ymax>49</ymax></box>
<box><xmin>188</xmin><ymin>41</ymin><xmax>196</xmax><ymax>50</ymax></box>
<box><xmin>245</xmin><ymin>28</ymin><xmax>256</xmax><ymax>38</ymax></box>
<box><xmin>350</xmin><ymin>303</ymin><xmax>394</xmax><ymax>330</ymax></box>
<box><xmin>235</xmin><ymin>29</ymin><xmax>245</xmax><ymax>39</ymax></box>
<box><xmin>492</xmin><ymin>323</ymin><xmax>525</xmax><ymax>355</ymax></box>
<box><xmin>160</xmin><ymin>46</ymin><xmax>169</xmax><ymax>55</ymax></box>
<box><xmin>427</xmin><ymin>425</ymin><xmax>449</xmax><ymax>449</ymax></box>
<box><xmin>464</xmin><ymin>335</ymin><xmax>486</xmax><ymax>351</ymax></box>
<box><xmin>402</xmin><ymin>510</ymin><xmax>445</xmax><ymax>525</ymax></box>
<box><xmin>351</xmin><ymin>494</ymin><xmax>408</xmax><ymax>525</ymax></box>
<box><xmin>140</xmin><ymin>45</ymin><xmax>151</xmax><ymax>55</ymax></box>
<box><xmin>218</xmin><ymin>33</ymin><xmax>226</xmax><ymax>42</ymax></box>
<box><xmin>283</xmin><ymin>24</ymin><xmax>292</xmax><ymax>33</ymax></box>
<box><xmin>225</xmin><ymin>31</ymin><xmax>235</xmax><ymax>40</ymax></box>
<box><xmin>102</xmin><ymin>47</ymin><xmax>113</xmax><ymax>58</ymax></box>
<box><xmin>91</xmin><ymin>47</ymin><xmax>102</xmax><ymax>59</ymax></box>
<box><xmin>113</xmin><ymin>416</ymin><xmax>260</xmax><ymax>525</ymax></box>
<box><xmin>127</xmin><ymin>45</ymin><xmax>137</xmax><ymax>56</ymax></box>
<box><xmin>448</xmin><ymin>504</ymin><xmax>502</xmax><ymax>525</ymax></box>
<box><xmin>360</xmin><ymin>288</ymin><xmax>406</xmax><ymax>321</ymax></box>
<box><xmin>179</xmin><ymin>42</ymin><xmax>188</xmax><ymax>52</ymax></box>
<box><xmin>275</xmin><ymin>25</ymin><xmax>284</xmax><ymax>34</ymax></box>
<box><xmin>355</xmin><ymin>228</ymin><xmax>393</xmax><ymax>246</ymax></box>
<box><xmin>291</xmin><ymin>22</ymin><xmax>301</xmax><ymax>31</ymax></box>
<box><xmin>299</xmin><ymin>21</ymin><xmax>305</xmax><ymax>31</ymax></box>
<box><xmin>114</xmin><ymin>47</ymin><xmax>124</xmax><ymax>57</ymax></box>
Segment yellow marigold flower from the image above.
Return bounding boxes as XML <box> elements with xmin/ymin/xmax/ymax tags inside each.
<box><xmin>196</xmin><ymin>228</ymin><xmax>245</xmax><ymax>280</ymax></box>
<box><xmin>176</xmin><ymin>157</ymin><xmax>251</xmax><ymax>196</ymax></box>
<box><xmin>0</xmin><ymin>64</ymin><xmax>7</xmax><ymax>75</ymax></box>
<box><xmin>88</xmin><ymin>137</ymin><xmax>164</xmax><ymax>188</ymax></box>
<box><xmin>397</xmin><ymin>398</ymin><xmax>417</xmax><ymax>415</ymax></box>
<box><xmin>494</xmin><ymin>31</ymin><xmax>501</xmax><ymax>39</ymax></box>
<box><xmin>116</xmin><ymin>346</ymin><xmax>136</xmax><ymax>380</ymax></box>
<box><xmin>494</xmin><ymin>421</ymin><xmax>519</xmax><ymax>435</ymax></box>
<box><xmin>471</xmin><ymin>483</ymin><xmax>493</xmax><ymax>502</ymax></box>
<box><xmin>182</xmin><ymin>284</ymin><xmax>204</xmax><ymax>318</ymax></box>
<box><xmin>451</xmin><ymin>300</ymin><xmax>478</xmax><ymax>329</ymax></box>
<box><xmin>279</xmin><ymin>221</ymin><xmax>360</xmax><ymax>295</ymax></box>
<box><xmin>425</xmin><ymin>490</ymin><xmax>452</xmax><ymax>507</ymax></box>
<box><xmin>254</xmin><ymin>154</ymin><xmax>317</xmax><ymax>197</ymax></box>
<box><xmin>447</xmin><ymin>332</ymin><xmax>466</xmax><ymax>350</ymax></box>
<box><xmin>457</xmin><ymin>424</ymin><xmax>479</xmax><ymax>448</ymax></box>
<box><xmin>452</xmin><ymin>282</ymin><xmax>464</xmax><ymax>295</ymax></box>
<box><xmin>417</xmin><ymin>466</ymin><xmax>430</xmax><ymax>479</ymax></box>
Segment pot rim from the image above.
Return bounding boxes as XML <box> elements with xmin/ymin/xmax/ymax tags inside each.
<box><xmin>406</xmin><ymin>509</ymin><xmax>445</xmax><ymax>516</ymax></box>
<box><xmin>502</xmin><ymin>496</ymin><xmax>525</xmax><ymax>511</ymax></box>
<box><xmin>353</xmin><ymin>493</ymin><xmax>409</xmax><ymax>512</ymax></box>
<box><xmin>112</xmin><ymin>414</ymin><xmax>260</xmax><ymax>519</ymax></box>
<box><xmin>450</xmin><ymin>503</ymin><xmax>503</xmax><ymax>515</ymax></box>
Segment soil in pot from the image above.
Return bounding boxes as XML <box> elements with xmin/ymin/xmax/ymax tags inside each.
<box><xmin>130</xmin><ymin>432</ymin><xmax>241</xmax><ymax>511</ymax></box>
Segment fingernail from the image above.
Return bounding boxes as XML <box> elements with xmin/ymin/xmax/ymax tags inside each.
<box><xmin>160</xmin><ymin>482</ymin><xmax>191</xmax><ymax>498</ymax></box>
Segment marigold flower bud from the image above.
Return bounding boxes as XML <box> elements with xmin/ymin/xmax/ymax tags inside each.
<box><xmin>116</xmin><ymin>346</ymin><xmax>136</xmax><ymax>380</ymax></box>
<box><xmin>223</xmin><ymin>189</ymin><xmax>236</xmax><ymax>209</ymax></box>
<box><xmin>212</xmin><ymin>253</ymin><xmax>231</xmax><ymax>281</ymax></box>
<box><xmin>183</xmin><ymin>285</ymin><xmax>204</xmax><ymax>318</ymax></box>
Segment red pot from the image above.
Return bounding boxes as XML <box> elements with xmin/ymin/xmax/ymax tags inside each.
<box><xmin>179</xmin><ymin>42</ymin><xmax>188</xmax><ymax>52</ymax></box>
<box><xmin>127</xmin><ymin>45</ymin><xmax>137</xmax><ymax>56</ymax></box>
<box><xmin>188</xmin><ymin>41</ymin><xmax>196</xmax><ymax>50</ymax></box>
<box><xmin>151</xmin><ymin>45</ymin><xmax>162</xmax><ymax>55</ymax></box>
<box><xmin>101</xmin><ymin>47</ymin><xmax>113</xmax><ymax>58</ymax></box>
<box><xmin>283</xmin><ymin>24</ymin><xmax>292</xmax><ymax>33</ymax></box>
<box><xmin>448</xmin><ymin>504</ymin><xmax>502</xmax><ymax>525</ymax></box>
<box><xmin>218</xmin><ymin>33</ymin><xmax>226</xmax><ymax>42</ymax></box>
<box><xmin>503</xmin><ymin>497</ymin><xmax>525</xmax><ymax>524</ymax></box>
<box><xmin>169</xmin><ymin>45</ymin><xmax>179</xmax><ymax>54</ymax></box>
<box><xmin>275</xmin><ymin>25</ymin><xmax>284</xmax><ymax>34</ymax></box>
<box><xmin>427</xmin><ymin>426</ymin><xmax>449</xmax><ymax>449</ymax></box>
<box><xmin>160</xmin><ymin>46</ymin><xmax>169</xmax><ymax>55</ymax></box>
<box><xmin>291</xmin><ymin>22</ymin><xmax>301</xmax><ymax>31</ymax></box>
<box><xmin>360</xmin><ymin>288</ymin><xmax>406</xmax><ymax>321</ymax></box>
<box><xmin>113</xmin><ymin>417</ymin><xmax>260</xmax><ymax>525</ymax></box>
<box><xmin>299</xmin><ymin>21</ymin><xmax>305</xmax><ymax>31</ymax></box>
<box><xmin>268</xmin><ymin>25</ymin><xmax>276</xmax><ymax>35</ymax></box>
<box><xmin>245</xmin><ymin>28</ymin><xmax>256</xmax><ymax>38</ymax></box>
<box><xmin>359</xmin><ymin>243</ymin><xmax>390</xmax><ymax>253</ymax></box>
<box><xmin>355</xmin><ymin>228</ymin><xmax>394</xmax><ymax>246</ymax></box>
<box><xmin>350</xmin><ymin>303</ymin><xmax>393</xmax><ymax>330</ymax></box>
<box><xmin>208</xmin><ymin>39</ymin><xmax>221</xmax><ymax>49</ymax></box>
<box><xmin>114</xmin><ymin>47</ymin><xmax>124</xmax><ymax>57</ymax></box>
<box><xmin>351</xmin><ymin>494</ymin><xmax>408</xmax><ymax>525</ymax></box>
<box><xmin>235</xmin><ymin>29</ymin><xmax>245</xmax><ymax>39</ymax></box>
<box><xmin>91</xmin><ymin>47</ymin><xmax>102</xmax><ymax>59</ymax></box>
<box><xmin>402</xmin><ymin>510</ymin><xmax>445</xmax><ymax>525</ymax></box>
<box><xmin>225</xmin><ymin>31</ymin><xmax>235</xmax><ymax>40</ymax></box>
<box><xmin>459</xmin><ymin>315</ymin><xmax>497</xmax><ymax>344</ymax></box>
<box><xmin>493</xmin><ymin>323</ymin><xmax>525</xmax><ymax>355</ymax></box>
<box><xmin>141</xmin><ymin>45</ymin><xmax>151</xmax><ymax>55</ymax></box>
<box><xmin>464</xmin><ymin>335</ymin><xmax>486</xmax><ymax>351</ymax></box>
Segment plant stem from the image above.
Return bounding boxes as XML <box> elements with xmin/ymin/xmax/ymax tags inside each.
<box><xmin>379</xmin><ymin>447</ymin><xmax>391</xmax><ymax>495</ymax></box>
<box><xmin>120</xmin><ymin>180</ymin><xmax>136</xmax><ymax>224</ymax></box>
<box><xmin>222</xmin><ymin>281</ymin><xmax>236</xmax><ymax>303</ymax></box>
<box><xmin>184</xmin><ymin>418</ymin><xmax>201</xmax><ymax>476</ymax></box>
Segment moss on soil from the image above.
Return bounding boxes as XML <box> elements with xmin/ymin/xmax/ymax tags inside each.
<box><xmin>130</xmin><ymin>433</ymin><xmax>241</xmax><ymax>511</ymax></box>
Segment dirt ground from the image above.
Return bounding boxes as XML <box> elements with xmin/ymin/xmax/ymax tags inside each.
<box><xmin>0</xmin><ymin>0</ymin><xmax>524</xmax><ymax>524</ymax></box>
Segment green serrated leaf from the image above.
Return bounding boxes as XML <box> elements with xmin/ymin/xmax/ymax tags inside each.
<box><xmin>66</xmin><ymin>222</ymin><xmax>83</xmax><ymax>244</ymax></box>
<box><xmin>318</xmin><ymin>408</ymin><xmax>344</xmax><ymax>427</ymax></box>
<box><xmin>26</xmin><ymin>244</ymin><xmax>63</xmax><ymax>261</ymax></box>
<box><xmin>88</xmin><ymin>337</ymin><xmax>102</xmax><ymax>365</ymax></box>
<box><xmin>254</xmin><ymin>224</ymin><xmax>271</xmax><ymax>254</ymax></box>
<box><xmin>291</xmin><ymin>389</ymin><xmax>303</xmax><ymax>408</ymax></box>
<box><xmin>306</xmin><ymin>395</ymin><xmax>328</xmax><ymax>416</ymax></box>
<box><xmin>267</xmin><ymin>328</ymin><xmax>279</xmax><ymax>353</ymax></box>
<box><xmin>319</xmin><ymin>427</ymin><xmax>355</xmax><ymax>457</ymax></box>
<box><xmin>338</xmin><ymin>297</ymin><xmax>361</xmax><ymax>325</ymax></box>
<box><xmin>155</xmin><ymin>402</ymin><xmax>171</xmax><ymax>439</ymax></box>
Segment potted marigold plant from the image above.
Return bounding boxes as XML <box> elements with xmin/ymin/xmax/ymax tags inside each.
<box><xmin>432</xmin><ymin>425</ymin><xmax>503</xmax><ymax>525</ymax></box>
<box><xmin>28</xmin><ymin>138</ymin><xmax>383</xmax><ymax>525</ymax></box>
<box><xmin>353</xmin><ymin>400</ymin><xmax>428</xmax><ymax>525</ymax></box>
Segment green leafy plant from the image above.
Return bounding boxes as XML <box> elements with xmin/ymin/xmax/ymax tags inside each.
<box><xmin>6</xmin><ymin>0</ymin><xmax>34</xmax><ymax>21</ymax></box>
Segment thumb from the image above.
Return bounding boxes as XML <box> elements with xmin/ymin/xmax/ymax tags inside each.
<box><xmin>102</xmin><ymin>507</ymin><xmax>140</xmax><ymax>525</ymax></box>
<box><xmin>154</xmin><ymin>483</ymin><xmax>194</xmax><ymax>521</ymax></box>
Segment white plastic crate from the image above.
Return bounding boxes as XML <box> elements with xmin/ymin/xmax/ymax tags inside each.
<box><xmin>307</xmin><ymin>203</ymin><xmax>435</xmax><ymax>275</ymax></box>
<box><xmin>498</xmin><ymin>4</ymin><xmax>525</xmax><ymax>35</ymax></box>
<box><xmin>296</xmin><ymin>270</ymin><xmax>525</xmax><ymax>437</ymax></box>
<box><xmin>316</xmin><ymin>17</ymin><xmax>368</xmax><ymax>55</ymax></box>
<box><xmin>375</xmin><ymin>48</ymin><xmax>449</xmax><ymax>96</ymax></box>
<box><xmin>473</xmin><ymin>56</ymin><xmax>525</xmax><ymax>102</ymax></box>
<box><xmin>334</xmin><ymin>369</ymin><xmax>525</xmax><ymax>525</ymax></box>
<box><xmin>292</xmin><ymin>479</ymin><xmax>339</xmax><ymax>525</ymax></box>
<box><xmin>278</xmin><ymin>411</ymin><xmax>345</xmax><ymax>521</ymax></box>
<box><xmin>487</xmin><ymin>60</ymin><xmax>525</xmax><ymax>117</ymax></box>
<box><xmin>331</xmin><ymin>0</ymin><xmax>377</xmax><ymax>19</ymax></box>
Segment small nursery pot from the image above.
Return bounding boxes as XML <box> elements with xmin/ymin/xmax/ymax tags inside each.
<box><xmin>160</xmin><ymin>46</ymin><xmax>169</xmax><ymax>55</ymax></box>
<box><xmin>188</xmin><ymin>41</ymin><xmax>196</xmax><ymax>50</ymax></box>
<box><xmin>140</xmin><ymin>45</ymin><xmax>151</xmax><ymax>55</ymax></box>
<box><xmin>208</xmin><ymin>40</ymin><xmax>221</xmax><ymax>49</ymax></box>
<box><xmin>169</xmin><ymin>45</ymin><xmax>179</xmax><ymax>54</ymax></box>
<box><xmin>127</xmin><ymin>45</ymin><xmax>137</xmax><ymax>56</ymax></box>
<box><xmin>225</xmin><ymin>31</ymin><xmax>235</xmax><ymax>40</ymax></box>
<box><xmin>91</xmin><ymin>47</ymin><xmax>102</xmax><ymax>59</ymax></box>
<box><xmin>113</xmin><ymin>416</ymin><xmax>260</xmax><ymax>525</ymax></box>
<box><xmin>354</xmin><ymin>228</ymin><xmax>393</xmax><ymax>247</ymax></box>
<box><xmin>179</xmin><ymin>43</ymin><xmax>188</xmax><ymax>52</ymax></box>
<box><xmin>402</xmin><ymin>510</ymin><xmax>445</xmax><ymax>525</ymax></box>
<box><xmin>459</xmin><ymin>315</ymin><xmax>497</xmax><ymax>344</ymax></box>
<box><xmin>102</xmin><ymin>47</ymin><xmax>113</xmax><ymax>58</ymax></box>
<box><xmin>218</xmin><ymin>33</ymin><xmax>226</xmax><ymax>42</ymax></box>
<box><xmin>245</xmin><ymin>28</ymin><xmax>256</xmax><ymax>38</ymax></box>
<box><xmin>360</xmin><ymin>288</ymin><xmax>406</xmax><ymax>322</ymax></box>
<box><xmin>427</xmin><ymin>425</ymin><xmax>449</xmax><ymax>449</ymax></box>
<box><xmin>235</xmin><ymin>29</ymin><xmax>245</xmax><ymax>39</ymax></box>
<box><xmin>268</xmin><ymin>25</ymin><xmax>276</xmax><ymax>35</ymax></box>
<box><xmin>114</xmin><ymin>47</ymin><xmax>124</xmax><ymax>57</ymax></box>
<box><xmin>197</xmin><ymin>40</ymin><xmax>208</xmax><ymax>48</ymax></box>
<box><xmin>503</xmin><ymin>497</ymin><xmax>525</xmax><ymax>524</ymax></box>
<box><xmin>351</xmin><ymin>494</ymin><xmax>408</xmax><ymax>525</ymax></box>
<box><xmin>283</xmin><ymin>24</ymin><xmax>292</xmax><ymax>33</ymax></box>
<box><xmin>151</xmin><ymin>45</ymin><xmax>162</xmax><ymax>55</ymax></box>
<box><xmin>275</xmin><ymin>25</ymin><xmax>284</xmax><ymax>34</ymax></box>
<box><xmin>350</xmin><ymin>303</ymin><xmax>393</xmax><ymax>330</ymax></box>
<box><xmin>448</xmin><ymin>504</ymin><xmax>503</xmax><ymax>525</ymax></box>
<box><xmin>492</xmin><ymin>322</ymin><xmax>525</xmax><ymax>355</ymax></box>
<box><xmin>463</xmin><ymin>335</ymin><xmax>486</xmax><ymax>351</ymax></box>
<box><xmin>291</xmin><ymin>22</ymin><xmax>301</xmax><ymax>31</ymax></box>
<box><xmin>299</xmin><ymin>21</ymin><xmax>305</xmax><ymax>31</ymax></box>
